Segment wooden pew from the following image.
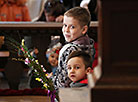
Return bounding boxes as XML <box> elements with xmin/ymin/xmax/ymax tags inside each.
<box><xmin>0</xmin><ymin>21</ymin><xmax>98</xmax><ymax>70</ymax></box>
<box><xmin>0</xmin><ymin>51</ymin><xmax>9</xmax><ymax>57</ymax></box>
<box><xmin>0</xmin><ymin>96</ymin><xmax>49</xmax><ymax>102</ymax></box>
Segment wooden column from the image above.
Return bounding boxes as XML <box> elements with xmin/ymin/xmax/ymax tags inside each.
<box><xmin>92</xmin><ymin>0</ymin><xmax>138</xmax><ymax>102</ymax></box>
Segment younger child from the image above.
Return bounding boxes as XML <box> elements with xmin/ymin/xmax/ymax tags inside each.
<box><xmin>52</xmin><ymin>7</ymin><xmax>95</xmax><ymax>90</ymax></box>
<box><xmin>28</xmin><ymin>36</ymin><xmax>62</xmax><ymax>88</ymax></box>
<box><xmin>67</xmin><ymin>51</ymin><xmax>92</xmax><ymax>87</ymax></box>
<box><xmin>46</xmin><ymin>36</ymin><xmax>62</xmax><ymax>76</ymax></box>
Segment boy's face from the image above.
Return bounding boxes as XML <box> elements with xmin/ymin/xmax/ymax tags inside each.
<box><xmin>48</xmin><ymin>53</ymin><xmax>58</xmax><ymax>67</ymax></box>
<box><xmin>62</xmin><ymin>16</ymin><xmax>87</xmax><ymax>42</ymax></box>
<box><xmin>67</xmin><ymin>57</ymin><xmax>87</xmax><ymax>82</ymax></box>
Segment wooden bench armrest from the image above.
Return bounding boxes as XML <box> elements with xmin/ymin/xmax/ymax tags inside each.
<box><xmin>0</xmin><ymin>51</ymin><xmax>10</xmax><ymax>57</ymax></box>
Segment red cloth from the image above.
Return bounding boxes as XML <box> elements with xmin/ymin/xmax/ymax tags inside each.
<box><xmin>0</xmin><ymin>88</ymin><xmax>48</xmax><ymax>96</ymax></box>
<box><xmin>79</xmin><ymin>79</ymin><xmax>88</xmax><ymax>84</ymax></box>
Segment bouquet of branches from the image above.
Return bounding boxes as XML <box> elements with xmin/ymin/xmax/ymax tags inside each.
<box><xmin>6</xmin><ymin>37</ymin><xmax>59</xmax><ymax>102</ymax></box>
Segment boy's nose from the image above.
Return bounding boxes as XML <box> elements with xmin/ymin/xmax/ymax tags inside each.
<box><xmin>65</xmin><ymin>27</ymin><xmax>69</xmax><ymax>32</ymax></box>
<box><xmin>70</xmin><ymin>68</ymin><xmax>75</xmax><ymax>72</ymax></box>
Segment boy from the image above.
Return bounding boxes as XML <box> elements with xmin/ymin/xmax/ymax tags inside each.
<box><xmin>52</xmin><ymin>7</ymin><xmax>95</xmax><ymax>90</ymax></box>
<box><xmin>67</xmin><ymin>51</ymin><xmax>92</xmax><ymax>87</ymax></box>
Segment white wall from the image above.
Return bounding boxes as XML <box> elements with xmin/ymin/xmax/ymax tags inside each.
<box><xmin>26</xmin><ymin>0</ymin><xmax>47</xmax><ymax>21</ymax></box>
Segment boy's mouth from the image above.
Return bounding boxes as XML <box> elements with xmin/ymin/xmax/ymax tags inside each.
<box><xmin>70</xmin><ymin>75</ymin><xmax>75</xmax><ymax>78</ymax></box>
<box><xmin>65</xmin><ymin>34</ymin><xmax>71</xmax><ymax>38</ymax></box>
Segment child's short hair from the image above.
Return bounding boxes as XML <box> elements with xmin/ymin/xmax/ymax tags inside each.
<box><xmin>64</xmin><ymin>7</ymin><xmax>91</xmax><ymax>27</ymax></box>
<box><xmin>67</xmin><ymin>51</ymin><xmax>93</xmax><ymax>69</ymax></box>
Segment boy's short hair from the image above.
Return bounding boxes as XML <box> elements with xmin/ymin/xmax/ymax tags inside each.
<box><xmin>67</xmin><ymin>51</ymin><xmax>93</xmax><ymax>69</ymax></box>
<box><xmin>64</xmin><ymin>7</ymin><xmax>91</xmax><ymax>27</ymax></box>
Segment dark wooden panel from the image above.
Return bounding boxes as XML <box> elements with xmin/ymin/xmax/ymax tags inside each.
<box><xmin>98</xmin><ymin>0</ymin><xmax>138</xmax><ymax>77</ymax></box>
<box><xmin>92</xmin><ymin>86</ymin><xmax>138</xmax><ymax>102</ymax></box>
<box><xmin>92</xmin><ymin>0</ymin><xmax>138</xmax><ymax>102</ymax></box>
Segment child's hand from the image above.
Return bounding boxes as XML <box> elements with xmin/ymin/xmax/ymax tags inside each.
<box><xmin>30</xmin><ymin>48</ymin><xmax>39</xmax><ymax>56</ymax></box>
<box><xmin>46</xmin><ymin>72</ymin><xmax>53</xmax><ymax>78</ymax></box>
<box><xmin>34</xmin><ymin>48</ymin><xmax>39</xmax><ymax>54</ymax></box>
<box><xmin>55</xmin><ymin>15</ymin><xmax>64</xmax><ymax>22</ymax></box>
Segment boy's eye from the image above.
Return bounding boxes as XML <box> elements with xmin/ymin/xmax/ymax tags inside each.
<box><xmin>67</xmin><ymin>66</ymin><xmax>71</xmax><ymax>70</ymax></box>
<box><xmin>63</xmin><ymin>24</ymin><xmax>67</xmax><ymax>27</ymax></box>
<box><xmin>70</xmin><ymin>25</ymin><xmax>75</xmax><ymax>29</ymax></box>
<box><xmin>75</xmin><ymin>66</ymin><xmax>80</xmax><ymax>69</ymax></box>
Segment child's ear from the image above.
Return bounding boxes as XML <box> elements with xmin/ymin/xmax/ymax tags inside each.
<box><xmin>86</xmin><ymin>67</ymin><xmax>92</xmax><ymax>74</ymax></box>
<box><xmin>82</xmin><ymin>25</ymin><xmax>88</xmax><ymax>35</ymax></box>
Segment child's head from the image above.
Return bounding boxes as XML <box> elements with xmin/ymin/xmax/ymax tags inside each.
<box><xmin>67</xmin><ymin>51</ymin><xmax>92</xmax><ymax>82</ymax></box>
<box><xmin>48</xmin><ymin>49</ymin><xmax>59</xmax><ymax>67</ymax></box>
<box><xmin>46</xmin><ymin>36</ymin><xmax>62</xmax><ymax>67</ymax></box>
<box><xmin>47</xmin><ymin>44</ymin><xmax>61</xmax><ymax>67</ymax></box>
<box><xmin>62</xmin><ymin>7</ymin><xmax>91</xmax><ymax>42</ymax></box>
<box><xmin>44</xmin><ymin>0</ymin><xmax>65</xmax><ymax>22</ymax></box>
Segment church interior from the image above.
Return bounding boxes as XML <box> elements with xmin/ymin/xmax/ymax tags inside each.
<box><xmin>0</xmin><ymin>0</ymin><xmax>138</xmax><ymax>102</ymax></box>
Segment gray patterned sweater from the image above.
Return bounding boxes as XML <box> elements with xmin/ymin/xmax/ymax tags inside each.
<box><xmin>52</xmin><ymin>34</ymin><xmax>95</xmax><ymax>90</ymax></box>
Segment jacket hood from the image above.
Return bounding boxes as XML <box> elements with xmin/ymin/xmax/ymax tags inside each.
<box><xmin>72</xmin><ymin>34</ymin><xmax>91</xmax><ymax>46</ymax></box>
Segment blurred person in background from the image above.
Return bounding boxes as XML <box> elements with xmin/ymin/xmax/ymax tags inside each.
<box><xmin>37</xmin><ymin>0</ymin><xmax>65</xmax><ymax>22</ymax></box>
<box><xmin>80</xmin><ymin>0</ymin><xmax>97</xmax><ymax>21</ymax></box>
<box><xmin>0</xmin><ymin>0</ymin><xmax>31</xmax><ymax>21</ymax></box>
<box><xmin>0</xmin><ymin>0</ymin><xmax>31</xmax><ymax>90</ymax></box>
<box><xmin>61</xmin><ymin>0</ymin><xmax>97</xmax><ymax>21</ymax></box>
